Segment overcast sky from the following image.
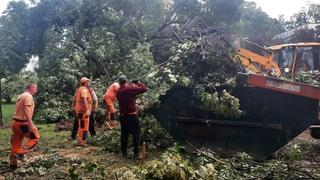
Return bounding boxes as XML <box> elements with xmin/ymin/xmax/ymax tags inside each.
<box><xmin>249</xmin><ymin>0</ymin><xmax>320</xmax><ymax>19</ymax></box>
<box><xmin>0</xmin><ymin>0</ymin><xmax>319</xmax><ymax>19</ymax></box>
<box><xmin>0</xmin><ymin>0</ymin><xmax>13</xmax><ymax>14</ymax></box>
<box><xmin>0</xmin><ymin>0</ymin><xmax>32</xmax><ymax>15</ymax></box>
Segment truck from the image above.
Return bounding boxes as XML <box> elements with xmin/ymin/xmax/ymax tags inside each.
<box><xmin>234</xmin><ymin>38</ymin><xmax>320</xmax><ymax>138</ymax></box>
<box><xmin>149</xmin><ymin>17</ymin><xmax>320</xmax><ymax>160</ymax></box>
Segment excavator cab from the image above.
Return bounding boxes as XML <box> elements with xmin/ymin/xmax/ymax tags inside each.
<box><xmin>268</xmin><ymin>43</ymin><xmax>320</xmax><ymax>77</ymax></box>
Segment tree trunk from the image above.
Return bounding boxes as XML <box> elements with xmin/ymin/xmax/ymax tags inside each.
<box><xmin>0</xmin><ymin>79</ymin><xmax>3</xmax><ymax>126</ymax></box>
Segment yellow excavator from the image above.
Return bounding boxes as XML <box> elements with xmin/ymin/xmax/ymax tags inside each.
<box><xmin>231</xmin><ymin>39</ymin><xmax>320</xmax><ymax>138</ymax></box>
<box><xmin>232</xmin><ymin>37</ymin><xmax>320</xmax><ymax>78</ymax></box>
<box><xmin>231</xmin><ymin>37</ymin><xmax>283</xmax><ymax>77</ymax></box>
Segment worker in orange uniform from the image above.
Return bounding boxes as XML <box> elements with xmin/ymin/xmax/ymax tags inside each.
<box><xmin>103</xmin><ymin>81</ymin><xmax>120</xmax><ymax>129</ymax></box>
<box><xmin>9</xmin><ymin>83</ymin><xmax>40</xmax><ymax>169</ymax></box>
<box><xmin>73</xmin><ymin>77</ymin><xmax>93</xmax><ymax>145</ymax></box>
<box><xmin>70</xmin><ymin>84</ymin><xmax>98</xmax><ymax>140</ymax></box>
<box><xmin>88</xmin><ymin>85</ymin><xmax>98</xmax><ymax>136</ymax></box>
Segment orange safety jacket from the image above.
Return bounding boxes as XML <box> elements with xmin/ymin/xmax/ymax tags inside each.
<box><xmin>74</xmin><ymin>86</ymin><xmax>93</xmax><ymax>113</ymax></box>
<box><xmin>103</xmin><ymin>82</ymin><xmax>120</xmax><ymax>113</ymax></box>
<box><xmin>13</xmin><ymin>92</ymin><xmax>35</xmax><ymax>121</ymax></box>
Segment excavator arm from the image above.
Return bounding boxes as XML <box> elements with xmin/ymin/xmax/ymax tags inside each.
<box><xmin>167</xmin><ymin>16</ymin><xmax>282</xmax><ymax>77</ymax></box>
<box><xmin>234</xmin><ymin>47</ymin><xmax>282</xmax><ymax>77</ymax></box>
<box><xmin>230</xmin><ymin>37</ymin><xmax>282</xmax><ymax>77</ymax></box>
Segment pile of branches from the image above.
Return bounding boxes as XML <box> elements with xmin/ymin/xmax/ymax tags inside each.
<box><xmin>1</xmin><ymin>153</ymin><xmax>106</xmax><ymax>179</ymax></box>
<box><xmin>293</xmin><ymin>71</ymin><xmax>320</xmax><ymax>87</ymax></box>
<box><xmin>147</xmin><ymin>16</ymin><xmax>244</xmax><ymax>118</ymax></box>
<box><xmin>89</xmin><ymin>115</ymin><xmax>173</xmax><ymax>153</ymax></box>
<box><xmin>117</xmin><ymin>144</ymin><xmax>320</xmax><ymax>180</ymax></box>
<box><xmin>160</xmin><ymin>17</ymin><xmax>241</xmax><ymax>86</ymax></box>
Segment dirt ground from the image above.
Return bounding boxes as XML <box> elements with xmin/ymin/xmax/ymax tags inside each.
<box><xmin>296</xmin><ymin>129</ymin><xmax>313</xmax><ymax>141</ymax></box>
<box><xmin>0</xmin><ymin>124</ymin><xmax>160</xmax><ymax>179</ymax></box>
<box><xmin>0</xmin><ymin>124</ymin><xmax>319</xmax><ymax>179</ymax></box>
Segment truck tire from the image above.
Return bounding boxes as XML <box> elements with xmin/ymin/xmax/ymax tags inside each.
<box><xmin>310</xmin><ymin>126</ymin><xmax>320</xmax><ymax>139</ymax></box>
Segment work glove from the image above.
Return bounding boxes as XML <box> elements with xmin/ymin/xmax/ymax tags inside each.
<box><xmin>85</xmin><ymin>110</ymin><xmax>91</xmax><ymax>117</ymax></box>
<box><xmin>131</xmin><ymin>79</ymin><xmax>139</xmax><ymax>84</ymax></box>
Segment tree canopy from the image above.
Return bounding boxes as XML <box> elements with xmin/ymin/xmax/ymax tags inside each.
<box><xmin>0</xmin><ymin>0</ymin><xmax>318</xmax><ymax>122</ymax></box>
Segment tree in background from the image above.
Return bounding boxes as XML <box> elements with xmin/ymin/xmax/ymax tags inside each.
<box><xmin>236</xmin><ymin>1</ymin><xmax>284</xmax><ymax>45</ymax></box>
<box><xmin>0</xmin><ymin>0</ymin><xmax>166</xmax><ymax>123</ymax></box>
<box><xmin>0</xmin><ymin>0</ymin><xmax>294</xmax><ymax>123</ymax></box>
<box><xmin>0</xmin><ymin>1</ymin><xmax>34</xmax><ymax>125</ymax></box>
<box><xmin>2</xmin><ymin>72</ymin><xmax>37</xmax><ymax>103</ymax></box>
<box><xmin>276</xmin><ymin>3</ymin><xmax>320</xmax><ymax>43</ymax></box>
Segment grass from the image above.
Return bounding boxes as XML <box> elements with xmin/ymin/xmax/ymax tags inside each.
<box><xmin>0</xmin><ymin>125</ymin><xmax>11</xmax><ymax>160</ymax></box>
<box><xmin>36</xmin><ymin>124</ymin><xmax>70</xmax><ymax>149</ymax></box>
<box><xmin>0</xmin><ymin>103</ymin><xmax>70</xmax><ymax>161</ymax></box>
<box><xmin>2</xmin><ymin>103</ymin><xmax>15</xmax><ymax>125</ymax></box>
<box><xmin>0</xmin><ymin>124</ymin><xmax>69</xmax><ymax>161</ymax></box>
<box><xmin>0</xmin><ymin>124</ymin><xmax>133</xmax><ymax>179</ymax></box>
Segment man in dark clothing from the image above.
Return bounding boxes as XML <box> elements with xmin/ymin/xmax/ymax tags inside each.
<box><xmin>116</xmin><ymin>75</ymin><xmax>147</xmax><ymax>159</ymax></box>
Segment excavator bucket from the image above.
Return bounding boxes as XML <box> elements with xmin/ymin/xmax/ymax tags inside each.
<box><xmin>150</xmin><ymin>73</ymin><xmax>320</xmax><ymax>160</ymax></box>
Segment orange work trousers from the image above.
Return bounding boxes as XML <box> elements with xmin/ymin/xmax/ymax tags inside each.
<box><xmin>106</xmin><ymin>102</ymin><xmax>116</xmax><ymax>128</ymax></box>
<box><xmin>10</xmin><ymin>120</ymin><xmax>40</xmax><ymax>166</ymax></box>
<box><xmin>106</xmin><ymin>101</ymin><xmax>115</xmax><ymax>119</ymax></box>
<box><xmin>77</xmin><ymin>113</ymin><xmax>90</xmax><ymax>144</ymax></box>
